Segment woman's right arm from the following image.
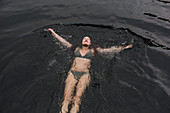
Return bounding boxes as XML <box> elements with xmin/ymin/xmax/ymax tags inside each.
<box><xmin>48</xmin><ymin>28</ymin><xmax>72</xmax><ymax>48</ymax></box>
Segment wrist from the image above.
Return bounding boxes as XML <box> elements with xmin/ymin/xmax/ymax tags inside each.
<box><xmin>51</xmin><ymin>30</ymin><xmax>55</xmax><ymax>34</ymax></box>
<box><xmin>121</xmin><ymin>47</ymin><xmax>125</xmax><ymax>50</ymax></box>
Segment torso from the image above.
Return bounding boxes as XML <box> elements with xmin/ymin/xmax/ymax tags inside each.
<box><xmin>71</xmin><ymin>47</ymin><xmax>94</xmax><ymax>72</ymax></box>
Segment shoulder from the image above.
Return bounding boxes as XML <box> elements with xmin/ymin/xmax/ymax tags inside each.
<box><xmin>91</xmin><ymin>49</ymin><xmax>94</xmax><ymax>52</ymax></box>
<box><xmin>94</xmin><ymin>47</ymin><xmax>102</xmax><ymax>53</ymax></box>
<box><xmin>91</xmin><ymin>48</ymin><xmax>95</xmax><ymax>55</ymax></box>
<box><xmin>74</xmin><ymin>47</ymin><xmax>80</xmax><ymax>52</ymax></box>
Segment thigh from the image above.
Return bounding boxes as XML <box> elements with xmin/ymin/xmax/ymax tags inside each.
<box><xmin>76</xmin><ymin>74</ymin><xmax>91</xmax><ymax>96</ymax></box>
<box><xmin>65</xmin><ymin>71</ymin><xmax>77</xmax><ymax>83</ymax></box>
<box><xmin>64</xmin><ymin>72</ymin><xmax>77</xmax><ymax>94</ymax></box>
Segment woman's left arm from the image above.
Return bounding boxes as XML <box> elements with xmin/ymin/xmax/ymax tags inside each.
<box><xmin>96</xmin><ymin>44</ymin><xmax>133</xmax><ymax>54</ymax></box>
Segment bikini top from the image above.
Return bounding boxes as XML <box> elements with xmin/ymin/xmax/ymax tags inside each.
<box><xmin>74</xmin><ymin>48</ymin><xmax>93</xmax><ymax>59</ymax></box>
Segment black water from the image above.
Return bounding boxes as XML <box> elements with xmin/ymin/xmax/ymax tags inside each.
<box><xmin>0</xmin><ymin>0</ymin><xmax>170</xmax><ymax>113</ymax></box>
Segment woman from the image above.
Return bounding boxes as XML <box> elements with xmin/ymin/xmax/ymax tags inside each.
<box><xmin>48</xmin><ymin>28</ymin><xmax>132</xmax><ymax>113</ymax></box>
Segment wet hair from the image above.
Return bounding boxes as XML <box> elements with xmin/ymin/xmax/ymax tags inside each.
<box><xmin>70</xmin><ymin>43</ymin><xmax>81</xmax><ymax>51</ymax></box>
<box><xmin>71</xmin><ymin>42</ymin><xmax>94</xmax><ymax>49</ymax></box>
<box><xmin>93</xmin><ymin>45</ymin><xmax>100</xmax><ymax>55</ymax></box>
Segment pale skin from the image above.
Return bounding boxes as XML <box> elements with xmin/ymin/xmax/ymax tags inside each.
<box><xmin>48</xmin><ymin>28</ymin><xmax>133</xmax><ymax>113</ymax></box>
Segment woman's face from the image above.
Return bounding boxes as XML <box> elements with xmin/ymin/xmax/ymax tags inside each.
<box><xmin>82</xmin><ymin>36</ymin><xmax>91</xmax><ymax>46</ymax></box>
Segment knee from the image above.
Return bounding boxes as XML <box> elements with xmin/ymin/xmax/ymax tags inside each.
<box><xmin>74</xmin><ymin>95</ymin><xmax>81</xmax><ymax>104</ymax></box>
<box><xmin>75</xmin><ymin>90</ymin><xmax>84</xmax><ymax>98</ymax></box>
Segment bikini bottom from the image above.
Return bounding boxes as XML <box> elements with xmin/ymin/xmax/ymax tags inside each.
<box><xmin>70</xmin><ymin>70</ymin><xmax>88</xmax><ymax>80</ymax></box>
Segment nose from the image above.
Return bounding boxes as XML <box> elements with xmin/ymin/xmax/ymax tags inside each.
<box><xmin>84</xmin><ymin>40</ymin><xmax>88</xmax><ymax>42</ymax></box>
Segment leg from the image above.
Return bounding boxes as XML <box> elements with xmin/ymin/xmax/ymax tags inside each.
<box><xmin>70</xmin><ymin>74</ymin><xmax>90</xmax><ymax>113</ymax></box>
<box><xmin>61</xmin><ymin>72</ymin><xmax>77</xmax><ymax>113</ymax></box>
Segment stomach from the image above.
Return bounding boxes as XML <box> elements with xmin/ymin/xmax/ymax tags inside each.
<box><xmin>70</xmin><ymin>57</ymin><xmax>91</xmax><ymax>72</ymax></box>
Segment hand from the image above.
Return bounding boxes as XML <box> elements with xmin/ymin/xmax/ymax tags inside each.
<box><xmin>48</xmin><ymin>28</ymin><xmax>54</xmax><ymax>33</ymax></box>
<box><xmin>125</xmin><ymin>44</ymin><xmax>133</xmax><ymax>49</ymax></box>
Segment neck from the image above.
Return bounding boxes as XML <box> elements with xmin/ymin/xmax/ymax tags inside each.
<box><xmin>82</xmin><ymin>45</ymin><xmax>89</xmax><ymax>50</ymax></box>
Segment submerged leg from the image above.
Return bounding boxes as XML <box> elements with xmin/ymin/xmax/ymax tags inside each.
<box><xmin>61</xmin><ymin>72</ymin><xmax>77</xmax><ymax>113</ymax></box>
<box><xmin>70</xmin><ymin>74</ymin><xmax>90</xmax><ymax>113</ymax></box>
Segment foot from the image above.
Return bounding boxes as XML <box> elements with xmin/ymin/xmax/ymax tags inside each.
<box><xmin>60</xmin><ymin>101</ymin><xmax>69</xmax><ymax>113</ymax></box>
<box><xmin>70</xmin><ymin>104</ymin><xmax>79</xmax><ymax>113</ymax></box>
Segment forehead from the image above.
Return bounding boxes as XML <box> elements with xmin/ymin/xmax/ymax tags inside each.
<box><xmin>83</xmin><ymin>36</ymin><xmax>90</xmax><ymax>40</ymax></box>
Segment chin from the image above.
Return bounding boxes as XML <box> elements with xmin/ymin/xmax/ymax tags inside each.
<box><xmin>82</xmin><ymin>44</ymin><xmax>89</xmax><ymax>47</ymax></box>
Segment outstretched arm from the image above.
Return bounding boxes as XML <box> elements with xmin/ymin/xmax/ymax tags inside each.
<box><xmin>48</xmin><ymin>28</ymin><xmax>72</xmax><ymax>48</ymax></box>
<box><xmin>96</xmin><ymin>44</ymin><xmax>133</xmax><ymax>54</ymax></box>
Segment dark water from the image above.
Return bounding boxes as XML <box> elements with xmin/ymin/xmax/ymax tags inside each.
<box><xmin>0</xmin><ymin>0</ymin><xmax>170</xmax><ymax>113</ymax></box>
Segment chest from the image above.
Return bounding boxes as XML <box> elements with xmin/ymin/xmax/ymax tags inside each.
<box><xmin>74</xmin><ymin>49</ymin><xmax>93</xmax><ymax>59</ymax></box>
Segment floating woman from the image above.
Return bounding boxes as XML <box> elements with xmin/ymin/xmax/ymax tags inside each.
<box><xmin>48</xmin><ymin>28</ymin><xmax>133</xmax><ymax>113</ymax></box>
